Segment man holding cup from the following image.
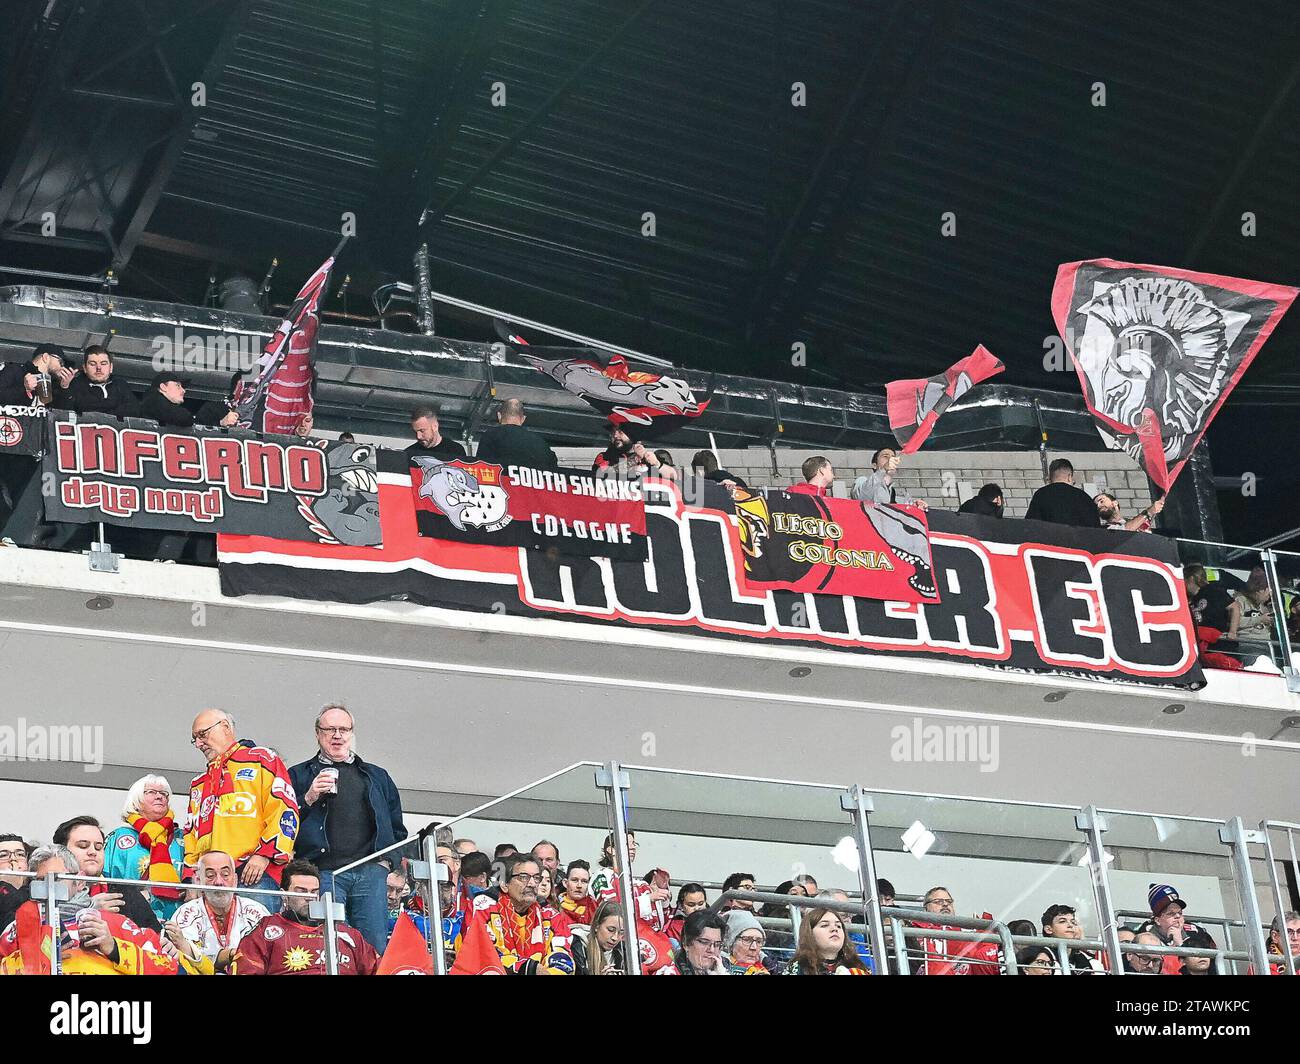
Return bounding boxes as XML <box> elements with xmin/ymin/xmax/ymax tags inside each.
<box><xmin>289</xmin><ymin>703</ymin><xmax>407</xmax><ymax>952</ymax></box>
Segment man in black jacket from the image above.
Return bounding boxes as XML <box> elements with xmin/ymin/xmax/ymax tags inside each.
<box><xmin>405</xmin><ymin>405</ymin><xmax>466</xmax><ymax>462</ymax></box>
<box><xmin>288</xmin><ymin>703</ymin><xmax>406</xmax><ymax>951</ymax></box>
<box><xmin>0</xmin><ymin>343</ymin><xmax>73</xmax><ymax>406</ymax></box>
<box><xmin>52</xmin><ymin>816</ymin><xmax>162</xmax><ymax>932</ymax></box>
<box><xmin>476</xmin><ymin>398</ymin><xmax>557</xmax><ymax>470</ymax></box>
<box><xmin>60</xmin><ymin>346</ymin><xmax>138</xmax><ymax>417</ymax></box>
<box><xmin>958</xmin><ymin>483</ymin><xmax>1004</xmax><ymax>518</ymax></box>
<box><xmin>1025</xmin><ymin>459</ymin><xmax>1101</xmax><ymax>528</ymax></box>
<box><xmin>137</xmin><ymin>372</ymin><xmax>237</xmax><ymax>427</ymax></box>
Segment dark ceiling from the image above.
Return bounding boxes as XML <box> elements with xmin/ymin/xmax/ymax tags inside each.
<box><xmin>1</xmin><ymin>0</ymin><xmax>1298</xmax><ymax>537</ymax></box>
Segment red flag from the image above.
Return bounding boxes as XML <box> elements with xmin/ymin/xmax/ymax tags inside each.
<box><xmin>378</xmin><ymin>912</ymin><xmax>434</xmax><ymax>975</ymax></box>
<box><xmin>449</xmin><ymin>914</ymin><xmax>506</xmax><ymax>975</ymax></box>
<box><xmin>886</xmin><ymin>345</ymin><xmax>1004</xmax><ymax>454</ymax></box>
<box><xmin>15</xmin><ymin>901</ymin><xmax>49</xmax><ymax>975</ymax></box>
<box><xmin>634</xmin><ymin>918</ymin><xmax>674</xmax><ymax>973</ymax></box>
<box><xmin>1052</xmin><ymin>259</ymin><xmax>1298</xmax><ymax>492</ymax></box>
<box><xmin>233</xmin><ymin>252</ymin><xmax>337</xmax><ymax>435</ymax></box>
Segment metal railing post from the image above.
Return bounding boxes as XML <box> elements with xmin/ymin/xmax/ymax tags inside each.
<box><xmin>596</xmin><ymin>761</ymin><xmax>642</xmax><ymax>975</ymax></box>
<box><xmin>841</xmin><ymin>785</ymin><xmax>890</xmax><ymax>974</ymax></box>
<box><xmin>1219</xmin><ymin>817</ymin><xmax>1270</xmax><ymax>975</ymax></box>
<box><xmin>46</xmin><ymin>870</ymin><xmax>61</xmax><ymax>975</ymax></box>
<box><xmin>890</xmin><ymin>916</ymin><xmax>909</xmax><ymax>974</ymax></box>
<box><xmin>320</xmin><ymin>890</ymin><xmax>340</xmax><ymax>975</ymax></box>
<box><xmin>1075</xmin><ymin>806</ymin><xmax>1124</xmax><ymax>975</ymax></box>
<box><xmin>421</xmin><ymin>834</ymin><xmax>450</xmax><ymax>976</ymax></box>
<box><xmin>1260</xmin><ymin>823</ymin><xmax>1296</xmax><ymax>975</ymax></box>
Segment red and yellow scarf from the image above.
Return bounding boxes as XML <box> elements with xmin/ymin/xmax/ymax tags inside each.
<box><xmin>128</xmin><ymin>814</ymin><xmax>181</xmax><ymax>899</ymax></box>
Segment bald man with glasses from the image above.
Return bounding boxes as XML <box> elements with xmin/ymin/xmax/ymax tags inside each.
<box><xmin>184</xmin><ymin>708</ymin><xmax>299</xmax><ymax>913</ymax></box>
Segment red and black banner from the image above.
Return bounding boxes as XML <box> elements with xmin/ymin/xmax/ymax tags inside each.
<box><xmin>517</xmin><ymin>347</ymin><xmax>709</xmax><ymax>438</ymax></box>
<box><xmin>734</xmin><ymin>488</ymin><xmax>937</xmax><ymax>602</ymax></box>
<box><xmin>43</xmin><ymin>412</ymin><xmax>382</xmax><ymax>545</ymax></box>
<box><xmin>218</xmin><ymin>476</ymin><xmax>1204</xmax><ymax>688</ymax></box>
<box><xmin>233</xmin><ymin>251</ymin><xmax>338</xmax><ymax>436</ymax></box>
<box><xmin>886</xmin><ymin>345</ymin><xmax>1004</xmax><ymax>454</ymax></box>
<box><xmin>1052</xmin><ymin>259</ymin><xmax>1298</xmax><ymax>492</ymax></box>
<box><xmin>404</xmin><ymin>452</ymin><xmax>647</xmax><ymax>561</ymax></box>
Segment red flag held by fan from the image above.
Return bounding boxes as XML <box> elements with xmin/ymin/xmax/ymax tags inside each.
<box><xmin>232</xmin><ymin>242</ymin><xmax>345</xmax><ymax>435</ymax></box>
<box><xmin>449</xmin><ymin>915</ymin><xmax>506</xmax><ymax>975</ymax></box>
<box><xmin>886</xmin><ymin>345</ymin><xmax>1004</xmax><ymax>454</ymax></box>
<box><xmin>634</xmin><ymin>918</ymin><xmax>674</xmax><ymax>973</ymax></box>
<box><xmin>1052</xmin><ymin>259</ymin><xmax>1297</xmax><ymax>493</ymax></box>
<box><xmin>378</xmin><ymin>912</ymin><xmax>434</xmax><ymax>975</ymax></box>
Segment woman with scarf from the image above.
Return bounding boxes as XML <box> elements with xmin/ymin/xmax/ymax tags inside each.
<box><xmin>103</xmin><ymin>774</ymin><xmax>185</xmax><ymax>923</ymax></box>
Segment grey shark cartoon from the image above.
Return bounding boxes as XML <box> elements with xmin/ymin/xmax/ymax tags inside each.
<box><xmin>412</xmin><ymin>457</ymin><xmax>511</xmax><ymax>532</ymax></box>
<box><xmin>519</xmin><ymin>352</ymin><xmax>705</xmax><ymax>426</ymax></box>
<box><xmin>298</xmin><ymin>442</ymin><xmax>382</xmax><ymax>547</ymax></box>
<box><xmin>862</xmin><ymin>502</ymin><xmax>936</xmax><ymax>597</ymax></box>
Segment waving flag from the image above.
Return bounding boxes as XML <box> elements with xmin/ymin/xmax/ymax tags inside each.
<box><xmin>233</xmin><ymin>243</ymin><xmax>343</xmax><ymax>434</ymax></box>
<box><xmin>449</xmin><ymin>915</ymin><xmax>506</xmax><ymax>975</ymax></box>
<box><xmin>517</xmin><ymin>347</ymin><xmax>709</xmax><ymax>439</ymax></box>
<box><xmin>886</xmin><ymin>345</ymin><xmax>1004</xmax><ymax>453</ymax></box>
<box><xmin>1052</xmin><ymin>259</ymin><xmax>1297</xmax><ymax>492</ymax></box>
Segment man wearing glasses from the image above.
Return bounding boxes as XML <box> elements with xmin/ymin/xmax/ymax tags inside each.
<box><xmin>1268</xmin><ymin>911</ymin><xmax>1300</xmax><ymax>975</ymax></box>
<box><xmin>909</xmin><ymin>886</ymin><xmax>1001</xmax><ymax>975</ymax></box>
<box><xmin>1124</xmin><ymin>931</ymin><xmax>1166</xmax><ymax>975</ymax></box>
<box><xmin>476</xmin><ymin>853</ymin><xmax>574</xmax><ymax>974</ymax></box>
<box><xmin>0</xmin><ymin>834</ymin><xmax>30</xmax><ymax>932</ymax></box>
<box><xmin>289</xmin><ymin>703</ymin><xmax>406</xmax><ymax>953</ymax></box>
<box><xmin>185</xmin><ymin>708</ymin><xmax>299</xmax><ymax>914</ymax></box>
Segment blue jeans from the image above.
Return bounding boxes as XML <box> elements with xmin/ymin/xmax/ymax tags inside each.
<box><xmin>239</xmin><ymin>869</ymin><xmax>283</xmax><ymax>914</ymax></box>
<box><xmin>320</xmin><ymin>863</ymin><xmax>388</xmax><ymax>952</ymax></box>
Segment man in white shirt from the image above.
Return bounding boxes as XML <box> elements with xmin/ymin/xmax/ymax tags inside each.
<box><xmin>165</xmin><ymin>850</ymin><xmax>269</xmax><ymax>973</ymax></box>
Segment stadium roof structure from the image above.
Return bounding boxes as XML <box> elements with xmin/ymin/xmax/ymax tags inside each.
<box><xmin>1</xmin><ymin>0</ymin><xmax>1297</xmax><ymax>535</ymax></box>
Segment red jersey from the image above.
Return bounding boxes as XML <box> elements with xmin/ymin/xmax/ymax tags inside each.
<box><xmin>232</xmin><ymin>912</ymin><xmax>379</xmax><ymax>975</ymax></box>
<box><xmin>910</xmin><ymin>921</ymin><xmax>1001</xmax><ymax>975</ymax></box>
<box><xmin>786</xmin><ymin>483</ymin><xmax>827</xmax><ymax>496</ymax></box>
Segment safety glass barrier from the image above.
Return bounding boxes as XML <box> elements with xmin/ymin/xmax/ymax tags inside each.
<box><xmin>1092</xmin><ymin>809</ymin><xmax>1255</xmax><ymax>975</ymax></box>
<box><xmin>618</xmin><ymin>764</ymin><xmax>858</xmax><ymax>974</ymax></box>
<box><xmin>861</xmin><ymin>790</ymin><xmax>1091</xmax><ymax>975</ymax></box>
<box><xmin>432</xmin><ymin>761</ymin><xmax>617</xmax><ymax>974</ymax></box>
<box><xmin>1268</xmin><ymin>549</ymin><xmax>1300</xmax><ymax>677</ymax></box>
<box><xmin>1259</xmin><ymin>821</ymin><xmax>1300</xmax><ymax>976</ymax></box>
<box><xmin>2</xmin><ymin>869</ymin><xmax>327</xmax><ymax>975</ymax></box>
<box><xmin>1175</xmin><ymin>539</ymin><xmax>1285</xmax><ymax>674</ymax></box>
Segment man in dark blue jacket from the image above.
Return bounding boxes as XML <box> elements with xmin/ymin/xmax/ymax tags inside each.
<box><xmin>289</xmin><ymin>703</ymin><xmax>406</xmax><ymax>952</ymax></box>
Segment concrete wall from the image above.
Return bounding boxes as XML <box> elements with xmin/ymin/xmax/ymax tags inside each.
<box><xmin>554</xmin><ymin>446</ymin><xmax>1156</xmax><ymax>519</ymax></box>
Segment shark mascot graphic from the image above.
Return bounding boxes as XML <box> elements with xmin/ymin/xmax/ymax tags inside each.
<box><xmin>412</xmin><ymin>458</ymin><xmax>511</xmax><ymax>532</ymax></box>
<box><xmin>298</xmin><ymin>441</ymin><xmax>382</xmax><ymax>547</ymax></box>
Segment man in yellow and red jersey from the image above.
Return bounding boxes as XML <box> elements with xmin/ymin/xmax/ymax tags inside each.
<box><xmin>185</xmin><ymin>708</ymin><xmax>299</xmax><ymax>911</ymax></box>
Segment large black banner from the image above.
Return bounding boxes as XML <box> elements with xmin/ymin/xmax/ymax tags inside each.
<box><xmin>43</xmin><ymin>413</ymin><xmax>382</xmax><ymax>546</ymax></box>
<box><xmin>218</xmin><ymin>476</ymin><xmax>1204</xmax><ymax>688</ymax></box>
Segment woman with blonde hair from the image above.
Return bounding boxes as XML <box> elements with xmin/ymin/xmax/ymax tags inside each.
<box><xmin>570</xmin><ymin>899</ymin><xmax>628</xmax><ymax>974</ymax></box>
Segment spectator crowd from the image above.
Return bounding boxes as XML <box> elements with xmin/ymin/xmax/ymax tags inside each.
<box><xmin>0</xmin><ymin>701</ymin><xmax>1294</xmax><ymax>976</ymax></box>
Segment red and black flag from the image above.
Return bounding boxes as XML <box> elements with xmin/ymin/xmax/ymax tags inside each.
<box><xmin>886</xmin><ymin>344</ymin><xmax>1004</xmax><ymax>454</ymax></box>
<box><xmin>1052</xmin><ymin>259</ymin><xmax>1297</xmax><ymax>492</ymax></box>
<box><xmin>516</xmin><ymin>347</ymin><xmax>709</xmax><ymax>439</ymax></box>
<box><xmin>233</xmin><ymin>246</ymin><xmax>342</xmax><ymax>435</ymax></box>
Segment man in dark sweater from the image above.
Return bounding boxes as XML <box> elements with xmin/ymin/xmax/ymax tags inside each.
<box><xmin>60</xmin><ymin>346</ymin><xmax>138</xmax><ymax>417</ymax></box>
<box><xmin>958</xmin><ymin>483</ymin><xmax>1004</xmax><ymax>518</ymax></box>
<box><xmin>289</xmin><ymin>704</ymin><xmax>406</xmax><ymax>952</ymax></box>
<box><xmin>476</xmin><ymin>397</ymin><xmax>557</xmax><ymax>470</ymax></box>
<box><xmin>1025</xmin><ymin>459</ymin><xmax>1101</xmax><ymax>528</ymax></box>
<box><xmin>405</xmin><ymin>404</ymin><xmax>466</xmax><ymax>462</ymax></box>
